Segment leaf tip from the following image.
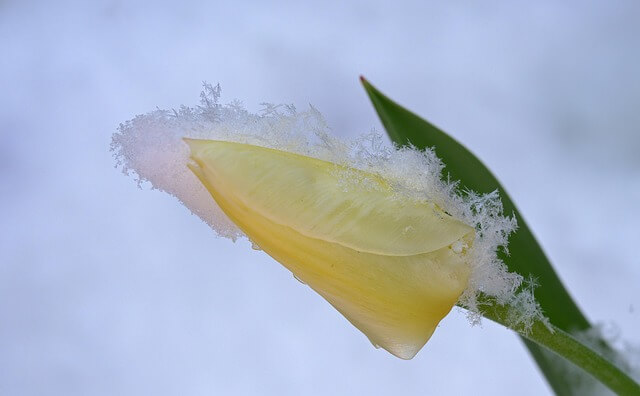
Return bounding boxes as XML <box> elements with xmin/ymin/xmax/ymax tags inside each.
<box><xmin>359</xmin><ymin>75</ymin><xmax>372</xmax><ymax>90</ymax></box>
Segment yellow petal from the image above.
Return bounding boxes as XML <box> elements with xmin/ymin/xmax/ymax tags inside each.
<box><xmin>185</xmin><ymin>139</ymin><xmax>475</xmax><ymax>359</ymax></box>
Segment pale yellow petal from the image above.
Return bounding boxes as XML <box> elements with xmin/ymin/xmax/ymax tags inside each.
<box><xmin>186</xmin><ymin>139</ymin><xmax>473</xmax><ymax>256</ymax></box>
<box><xmin>186</xmin><ymin>139</ymin><xmax>474</xmax><ymax>359</ymax></box>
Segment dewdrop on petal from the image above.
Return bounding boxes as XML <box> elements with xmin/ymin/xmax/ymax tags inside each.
<box><xmin>185</xmin><ymin>139</ymin><xmax>474</xmax><ymax>358</ymax></box>
<box><xmin>111</xmin><ymin>83</ymin><xmax>534</xmax><ymax>359</ymax></box>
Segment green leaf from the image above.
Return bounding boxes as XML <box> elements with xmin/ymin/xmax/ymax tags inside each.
<box><xmin>482</xmin><ymin>297</ymin><xmax>640</xmax><ymax>396</ymax></box>
<box><xmin>360</xmin><ymin>77</ymin><xmax>612</xmax><ymax>394</ymax></box>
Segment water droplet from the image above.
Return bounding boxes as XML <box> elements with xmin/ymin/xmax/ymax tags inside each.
<box><xmin>250</xmin><ymin>241</ymin><xmax>261</xmax><ymax>251</ymax></box>
<box><xmin>293</xmin><ymin>273</ymin><xmax>306</xmax><ymax>285</ymax></box>
<box><xmin>451</xmin><ymin>240</ymin><xmax>466</xmax><ymax>254</ymax></box>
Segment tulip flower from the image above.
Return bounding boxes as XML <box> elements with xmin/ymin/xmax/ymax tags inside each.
<box><xmin>110</xmin><ymin>84</ymin><xmax>519</xmax><ymax>360</ymax></box>
<box><xmin>113</xmin><ymin>84</ymin><xmax>640</xmax><ymax>394</ymax></box>
<box><xmin>184</xmin><ymin>138</ymin><xmax>475</xmax><ymax>359</ymax></box>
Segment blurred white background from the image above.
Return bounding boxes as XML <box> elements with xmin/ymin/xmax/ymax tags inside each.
<box><xmin>1</xmin><ymin>1</ymin><xmax>639</xmax><ymax>395</ymax></box>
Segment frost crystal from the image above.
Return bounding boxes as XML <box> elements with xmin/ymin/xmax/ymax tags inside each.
<box><xmin>111</xmin><ymin>83</ymin><xmax>543</xmax><ymax>328</ymax></box>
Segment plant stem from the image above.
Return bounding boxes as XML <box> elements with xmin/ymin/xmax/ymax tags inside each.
<box><xmin>474</xmin><ymin>301</ymin><xmax>640</xmax><ymax>396</ymax></box>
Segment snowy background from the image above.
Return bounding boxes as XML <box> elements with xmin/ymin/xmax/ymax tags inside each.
<box><xmin>1</xmin><ymin>1</ymin><xmax>639</xmax><ymax>395</ymax></box>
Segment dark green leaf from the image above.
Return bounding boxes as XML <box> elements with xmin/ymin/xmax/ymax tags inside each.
<box><xmin>361</xmin><ymin>76</ymin><xmax>594</xmax><ymax>394</ymax></box>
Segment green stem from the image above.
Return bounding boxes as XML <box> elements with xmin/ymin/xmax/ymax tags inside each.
<box><xmin>474</xmin><ymin>301</ymin><xmax>640</xmax><ymax>396</ymax></box>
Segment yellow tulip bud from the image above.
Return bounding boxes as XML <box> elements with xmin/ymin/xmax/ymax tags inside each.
<box><xmin>185</xmin><ymin>138</ymin><xmax>475</xmax><ymax>359</ymax></box>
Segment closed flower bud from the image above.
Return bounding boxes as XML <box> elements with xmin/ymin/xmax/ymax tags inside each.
<box><xmin>113</xmin><ymin>86</ymin><xmax>522</xmax><ymax>361</ymax></box>
<box><xmin>185</xmin><ymin>139</ymin><xmax>475</xmax><ymax>359</ymax></box>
